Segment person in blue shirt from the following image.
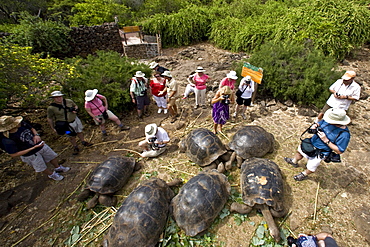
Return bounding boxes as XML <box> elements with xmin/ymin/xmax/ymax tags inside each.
<box><xmin>284</xmin><ymin>108</ymin><xmax>351</xmax><ymax>181</ymax></box>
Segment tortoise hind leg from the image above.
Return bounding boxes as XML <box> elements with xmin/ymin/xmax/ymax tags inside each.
<box><xmin>230</xmin><ymin>202</ymin><xmax>252</xmax><ymax>214</ymax></box>
<box><xmin>259</xmin><ymin>204</ymin><xmax>281</xmax><ymax>242</ymax></box>
<box><xmin>99</xmin><ymin>194</ymin><xmax>117</xmax><ymax>207</ymax></box>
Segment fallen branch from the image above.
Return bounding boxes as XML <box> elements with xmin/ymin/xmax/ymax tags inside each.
<box><xmin>92</xmin><ymin>140</ymin><xmax>119</xmax><ymax>146</ymax></box>
<box><xmin>160</xmin><ymin>165</ymin><xmax>195</xmax><ymax>176</ymax></box>
<box><xmin>313</xmin><ymin>182</ymin><xmax>320</xmax><ymax>222</ymax></box>
<box><xmin>113</xmin><ymin>148</ymin><xmax>142</xmax><ymax>156</ymax></box>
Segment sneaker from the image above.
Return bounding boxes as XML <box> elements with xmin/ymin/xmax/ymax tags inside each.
<box><xmin>55</xmin><ymin>165</ymin><xmax>71</xmax><ymax>173</ymax></box>
<box><xmin>250</xmin><ymin>103</ymin><xmax>254</xmax><ymax>107</ymax></box>
<box><xmin>48</xmin><ymin>171</ymin><xmax>64</xmax><ymax>181</ymax></box>
<box><xmin>120</xmin><ymin>126</ymin><xmax>130</xmax><ymax>131</ymax></box>
<box><xmin>82</xmin><ymin>141</ymin><xmax>93</xmax><ymax>147</ymax></box>
<box><xmin>73</xmin><ymin>146</ymin><xmax>80</xmax><ymax>155</ymax></box>
<box><xmin>241</xmin><ymin>113</ymin><xmax>246</xmax><ymax>120</ymax></box>
<box><xmin>194</xmin><ymin>105</ymin><xmax>199</xmax><ymax>109</ymax></box>
<box><xmin>170</xmin><ymin>116</ymin><xmax>177</xmax><ymax>123</ymax></box>
<box><xmin>163</xmin><ymin>109</ymin><xmax>168</xmax><ymax>114</ymax></box>
<box><xmin>232</xmin><ymin>112</ymin><xmax>237</xmax><ymax>118</ymax></box>
<box><xmin>157</xmin><ymin>108</ymin><xmax>162</xmax><ymax>114</ymax></box>
<box><xmin>294</xmin><ymin>172</ymin><xmax>308</xmax><ymax>181</ymax></box>
<box><xmin>284</xmin><ymin>157</ymin><xmax>298</xmax><ymax>168</ymax></box>
<box><xmin>182</xmin><ymin>95</ymin><xmax>187</xmax><ymax>99</ymax></box>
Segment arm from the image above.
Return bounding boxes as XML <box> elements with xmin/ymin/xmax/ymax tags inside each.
<box><xmin>31</xmin><ymin>127</ymin><xmax>42</xmax><ymax>144</ymax></box>
<box><xmin>211</xmin><ymin>91</ymin><xmax>223</xmax><ymax>104</ymax></box>
<box><xmin>99</xmin><ymin>95</ymin><xmax>108</xmax><ymax>110</ymax></box>
<box><xmin>9</xmin><ymin>142</ymin><xmax>44</xmax><ymax>158</ymax></box>
<box><xmin>317</xmin><ymin>130</ymin><xmax>343</xmax><ymax>154</ymax></box>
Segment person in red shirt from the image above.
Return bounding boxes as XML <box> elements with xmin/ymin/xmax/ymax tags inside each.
<box><xmin>149</xmin><ymin>72</ymin><xmax>168</xmax><ymax>114</ymax></box>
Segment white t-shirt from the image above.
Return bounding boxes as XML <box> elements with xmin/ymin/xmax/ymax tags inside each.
<box><xmin>146</xmin><ymin>127</ymin><xmax>170</xmax><ymax>147</ymax></box>
<box><xmin>326</xmin><ymin>79</ymin><xmax>361</xmax><ymax>110</ymax></box>
<box><xmin>238</xmin><ymin>78</ymin><xmax>255</xmax><ymax>99</ymax></box>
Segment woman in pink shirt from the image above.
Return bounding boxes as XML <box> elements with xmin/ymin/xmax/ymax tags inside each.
<box><xmin>84</xmin><ymin>89</ymin><xmax>129</xmax><ymax>137</ymax></box>
<box><xmin>191</xmin><ymin>66</ymin><xmax>210</xmax><ymax>109</ymax></box>
<box><xmin>219</xmin><ymin>71</ymin><xmax>238</xmax><ymax>91</ymax></box>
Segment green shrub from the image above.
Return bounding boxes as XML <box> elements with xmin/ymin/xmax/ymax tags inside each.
<box><xmin>7</xmin><ymin>13</ymin><xmax>71</xmax><ymax>58</ymax></box>
<box><xmin>64</xmin><ymin>50</ymin><xmax>151</xmax><ymax>117</ymax></box>
<box><xmin>247</xmin><ymin>41</ymin><xmax>342</xmax><ymax>107</ymax></box>
<box><xmin>0</xmin><ymin>44</ymin><xmax>72</xmax><ymax>111</ymax></box>
<box><xmin>140</xmin><ymin>5</ymin><xmax>212</xmax><ymax>47</ymax></box>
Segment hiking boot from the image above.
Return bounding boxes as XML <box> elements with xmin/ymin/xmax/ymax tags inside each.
<box><xmin>194</xmin><ymin>105</ymin><xmax>199</xmax><ymax>109</ymax></box>
<box><xmin>82</xmin><ymin>141</ymin><xmax>93</xmax><ymax>147</ymax></box>
<box><xmin>120</xmin><ymin>126</ymin><xmax>130</xmax><ymax>131</ymax></box>
<box><xmin>48</xmin><ymin>171</ymin><xmax>64</xmax><ymax>181</ymax></box>
<box><xmin>73</xmin><ymin>146</ymin><xmax>80</xmax><ymax>155</ymax></box>
<box><xmin>284</xmin><ymin>157</ymin><xmax>298</xmax><ymax>168</ymax></box>
<box><xmin>294</xmin><ymin>172</ymin><xmax>308</xmax><ymax>181</ymax></box>
<box><xmin>55</xmin><ymin>165</ymin><xmax>71</xmax><ymax>173</ymax></box>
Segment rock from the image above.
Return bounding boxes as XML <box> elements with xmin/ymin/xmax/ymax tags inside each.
<box><xmin>297</xmin><ymin>108</ymin><xmax>317</xmax><ymax>117</ymax></box>
<box><xmin>284</xmin><ymin>99</ymin><xmax>294</xmax><ymax>107</ymax></box>
<box><xmin>353</xmin><ymin>206</ymin><xmax>370</xmax><ymax>242</ymax></box>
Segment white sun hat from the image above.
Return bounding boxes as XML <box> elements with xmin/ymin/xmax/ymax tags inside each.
<box><xmin>85</xmin><ymin>89</ymin><xmax>99</xmax><ymax>101</ymax></box>
<box><xmin>226</xmin><ymin>71</ymin><xmax>238</xmax><ymax>80</ymax></box>
<box><xmin>323</xmin><ymin>108</ymin><xmax>351</xmax><ymax>125</ymax></box>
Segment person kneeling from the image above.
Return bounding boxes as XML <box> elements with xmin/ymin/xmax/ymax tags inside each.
<box><xmin>139</xmin><ymin>124</ymin><xmax>170</xmax><ymax>158</ymax></box>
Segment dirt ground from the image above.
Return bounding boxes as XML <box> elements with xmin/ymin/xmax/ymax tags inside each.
<box><xmin>0</xmin><ymin>43</ymin><xmax>369</xmax><ymax>247</ymax></box>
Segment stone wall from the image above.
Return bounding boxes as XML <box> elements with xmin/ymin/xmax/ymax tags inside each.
<box><xmin>123</xmin><ymin>43</ymin><xmax>159</xmax><ymax>59</ymax></box>
<box><xmin>69</xmin><ymin>22</ymin><xmax>123</xmax><ymax>58</ymax></box>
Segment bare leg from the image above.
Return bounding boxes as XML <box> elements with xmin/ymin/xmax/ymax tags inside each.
<box><xmin>213</xmin><ymin>123</ymin><xmax>218</xmax><ymax>134</ymax></box>
<box><xmin>317</xmin><ymin>112</ymin><xmax>324</xmax><ymax>121</ymax></box>
<box><xmin>42</xmin><ymin>168</ymin><xmax>53</xmax><ymax>176</ymax></box>
<box><xmin>69</xmin><ymin>136</ymin><xmax>77</xmax><ymax>146</ymax></box>
<box><xmin>77</xmin><ymin>132</ymin><xmax>85</xmax><ymax>142</ymax></box>
<box><xmin>100</xmin><ymin>124</ymin><xmax>106</xmax><ymax>132</ymax></box>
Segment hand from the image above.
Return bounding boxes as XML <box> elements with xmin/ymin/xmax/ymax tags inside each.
<box><xmin>95</xmin><ymin>117</ymin><xmax>102</xmax><ymax>123</ymax></box>
<box><xmin>35</xmin><ymin>141</ymin><xmax>45</xmax><ymax>147</ymax></box>
<box><xmin>317</xmin><ymin>130</ymin><xmax>328</xmax><ymax>143</ymax></box>
<box><xmin>33</xmin><ymin>135</ymin><xmax>41</xmax><ymax>144</ymax></box>
<box><xmin>158</xmin><ymin>91</ymin><xmax>163</xmax><ymax>96</ymax></box>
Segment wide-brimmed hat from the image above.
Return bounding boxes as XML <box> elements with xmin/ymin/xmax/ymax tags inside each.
<box><xmin>134</xmin><ymin>71</ymin><xmax>145</xmax><ymax>78</ymax></box>
<box><xmin>226</xmin><ymin>71</ymin><xmax>238</xmax><ymax>80</ymax></box>
<box><xmin>195</xmin><ymin>67</ymin><xmax>206</xmax><ymax>73</ymax></box>
<box><xmin>244</xmin><ymin>75</ymin><xmax>252</xmax><ymax>81</ymax></box>
<box><xmin>0</xmin><ymin>116</ymin><xmax>23</xmax><ymax>132</ymax></box>
<box><xmin>145</xmin><ymin>123</ymin><xmax>157</xmax><ymax>138</ymax></box>
<box><xmin>342</xmin><ymin>71</ymin><xmax>356</xmax><ymax>80</ymax></box>
<box><xmin>323</xmin><ymin>108</ymin><xmax>351</xmax><ymax>125</ymax></box>
<box><xmin>149</xmin><ymin>62</ymin><xmax>159</xmax><ymax>69</ymax></box>
<box><xmin>162</xmin><ymin>71</ymin><xmax>172</xmax><ymax>78</ymax></box>
<box><xmin>49</xmin><ymin>91</ymin><xmax>64</xmax><ymax>98</ymax></box>
<box><xmin>85</xmin><ymin>89</ymin><xmax>98</xmax><ymax>101</ymax></box>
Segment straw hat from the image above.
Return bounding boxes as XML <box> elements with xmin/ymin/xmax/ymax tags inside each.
<box><xmin>323</xmin><ymin>108</ymin><xmax>351</xmax><ymax>125</ymax></box>
<box><xmin>145</xmin><ymin>124</ymin><xmax>157</xmax><ymax>138</ymax></box>
<box><xmin>0</xmin><ymin>116</ymin><xmax>23</xmax><ymax>132</ymax></box>
<box><xmin>341</xmin><ymin>71</ymin><xmax>356</xmax><ymax>80</ymax></box>
<box><xmin>134</xmin><ymin>71</ymin><xmax>145</xmax><ymax>78</ymax></box>
<box><xmin>195</xmin><ymin>67</ymin><xmax>206</xmax><ymax>73</ymax></box>
<box><xmin>49</xmin><ymin>91</ymin><xmax>64</xmax><ymax>98</ymax></box>
<box><xmin>149</xmin><ymin>62</ymin><xmax>159</xmax><ymax>69</ymax></box>
<box><xmin>226</xmin><ymin>71</ymin><xmax>238</xmax><ymax>80</ymax></box>
<box><xmin>85</xmin><ymin>89</ymin><xmax>99</xmax><ymax>101</ymax></box>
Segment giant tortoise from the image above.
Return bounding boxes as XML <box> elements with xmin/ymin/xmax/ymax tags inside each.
<box><xmin>230</xmin><ymin>158</ymin><xmax>286</xmax><ymax>242</ymax></box>
<box><xmin>77</xmin><ymin>156</ymin><xmax>138</xmax><ymax>209</ymax></box>
<box><xmin>103</xmin><ymin>177</ymin><xmax>181</xmax><ymax>247</ymax></box>
<box><xmin>180</xmin><ymin>128</ymin><xmax>229</xmax><ymax>172</ymax></box>
<box><xmin>225</xmin><ymin>126</ymin><xmax>274</xmax><ymax>169</ymax></box>
<box><xmin>171</xmin><ymin>169</ymin><xmax>231</xmax><ymax>236</ymax></box>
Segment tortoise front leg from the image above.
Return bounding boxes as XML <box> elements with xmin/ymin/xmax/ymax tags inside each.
<box><xmin>259</xmin><ymin>204</ymin><xmax>281</xmax><ymax>242</ymax></box>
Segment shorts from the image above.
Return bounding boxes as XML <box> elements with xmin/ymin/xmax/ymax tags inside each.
<box><xmin>21</xmin><ymin>144</ymin><xmax>58</xmax><ymax>172</ymax></box>
<box><xmin>236</xmin><ymin>97</ymin><xmax>252</xmax><ymax>106</ymax></box>
<box><xmin>69</xmin><ymin>116</ymin><xmax>83</xmax><ymax>133</ymax></box>
<box><xmin>136</xmin><ymin>95</ymin><xmax>150</xmax><ymax>110</ymax></box>
<box><xmin>297</xmin><ymin>145</ymin><xmax>323</xmax><ymax>172</ymax></box>
<box><xmin>141</xmin><ymin>146</ymin><xmax>167</xmax><ymax>158</ymax></box>
<box><xmin>93</xmin><ymin>110</ymin><xmax>115</xmax><ymax>125</ymax></box>
<box><xmin>167</xmin><ymin>97</ymin><xmax>177</xmax><ymax>107</ymax></box>
<box><xmin>324</xmin><ymin>237</ymin><xmax>339</xmax><ymax>247</ymax></box>
<box><xmin>320</xmin><ymin>103</ymin><xmax>332</xmax><ymax>114</ymax></box>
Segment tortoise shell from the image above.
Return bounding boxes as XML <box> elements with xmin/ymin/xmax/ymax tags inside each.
<box><xmin>171</xmin><ymin>170</ymin><xmax>231</xmax><ymax>236</ymax></box>
<box><xmin>228</xmin><ymin>126</ymin><xmax>274</xmax><ymax>159</ymax></box>
<box><xmin>103</xmin><ymin>178</ymin><xmax>174</xmax><ymax>247</ymax></box>
<box><xmin>87</xmin><ymin>156</ymin><xmax>136</xmax><ymax>194</ymax></box>
<box><xmin>240</xmin><ymin>158</ymin><xmax>284</xmax><ymax>212</ymax></box>
<box><xmin>182</xmin><ymin>128</ymin><xmax>227</xmax><ymax>167</ymax></box>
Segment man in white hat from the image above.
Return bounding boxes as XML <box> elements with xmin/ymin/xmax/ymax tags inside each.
<box><xmin>149</xmin><ymin>62</ymin><xmax>168</xmax><ymax>75</ymax></box>
<box><xmin>159</xmin><ymin>71</ymin><xmax>179</xmax><ymax>123</ymax></box>
<box><xmin>47</xmin><ymin>91</ymin><xmax>92</xmax><ymax>155</ymax></box>
<box><xmin>138</xmin><ymin>123</ymin><xmax>170</xmax><ymax>158</ymax></box>
<box><xmin>316</xmin><ymin>70</ymin><xmax>361</xmax><ymax>122</ymax></box>
<box><xmin>130</xmin><ymin>71</ymin><xmax>150</xmax><ymax>120</ymax></box>
<box><xmin>0</xmin><ymin>115</ymin><xmax>70</xmax><ymax>180</ymax></box>
<box><xmin>284</xmin><ymin>108</ymin><xmax>351</xmax><ymax>181</ymax></box>
<box><xmin>84</xmin><ymin>89</ymin><xmax>130</xmax><ymax>138</ymax></box>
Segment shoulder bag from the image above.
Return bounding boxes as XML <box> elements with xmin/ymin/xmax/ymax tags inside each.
<box><xmin>52</xmin><ymin>99</ymin><xmax>77</xmax><ymax>136</ymax></box>
<box><xmin>236</xmin><ymin>85</ymin><xmax>247</xmax><ymax>98</ymax></box>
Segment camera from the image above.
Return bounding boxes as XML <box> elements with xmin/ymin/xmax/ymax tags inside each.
<box><xmin>148</xmin><ymin>137</ymin><xmax>158</xmax><ymax>148</ymax></box>
<box><xmin>68</xmin><ymin>107</ymin><xmax>78</xmax><ymax>112</ymax></box>
<box><xmin>308</xmin><ymin>126</ymin><xmax>322</xmax><ymax>134</ymax></box>
<box><xmin>245</xmin><ymin>80</ymin><xmax>251</xmax><ymax>84</ymax></box>
<box><xmin>336</xmin><ymin>92</ymin><xmax>341</xmax><ymax>97</ymax></box>
<box><xmin>223</xmin><ymin>95</ymin><xmax>230</xmax><ymax>105</ymax></box>
<box><xmin>141</xmin><ymin>89</ymin><xmax>147</xmax><ymax>95</ymax></box>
